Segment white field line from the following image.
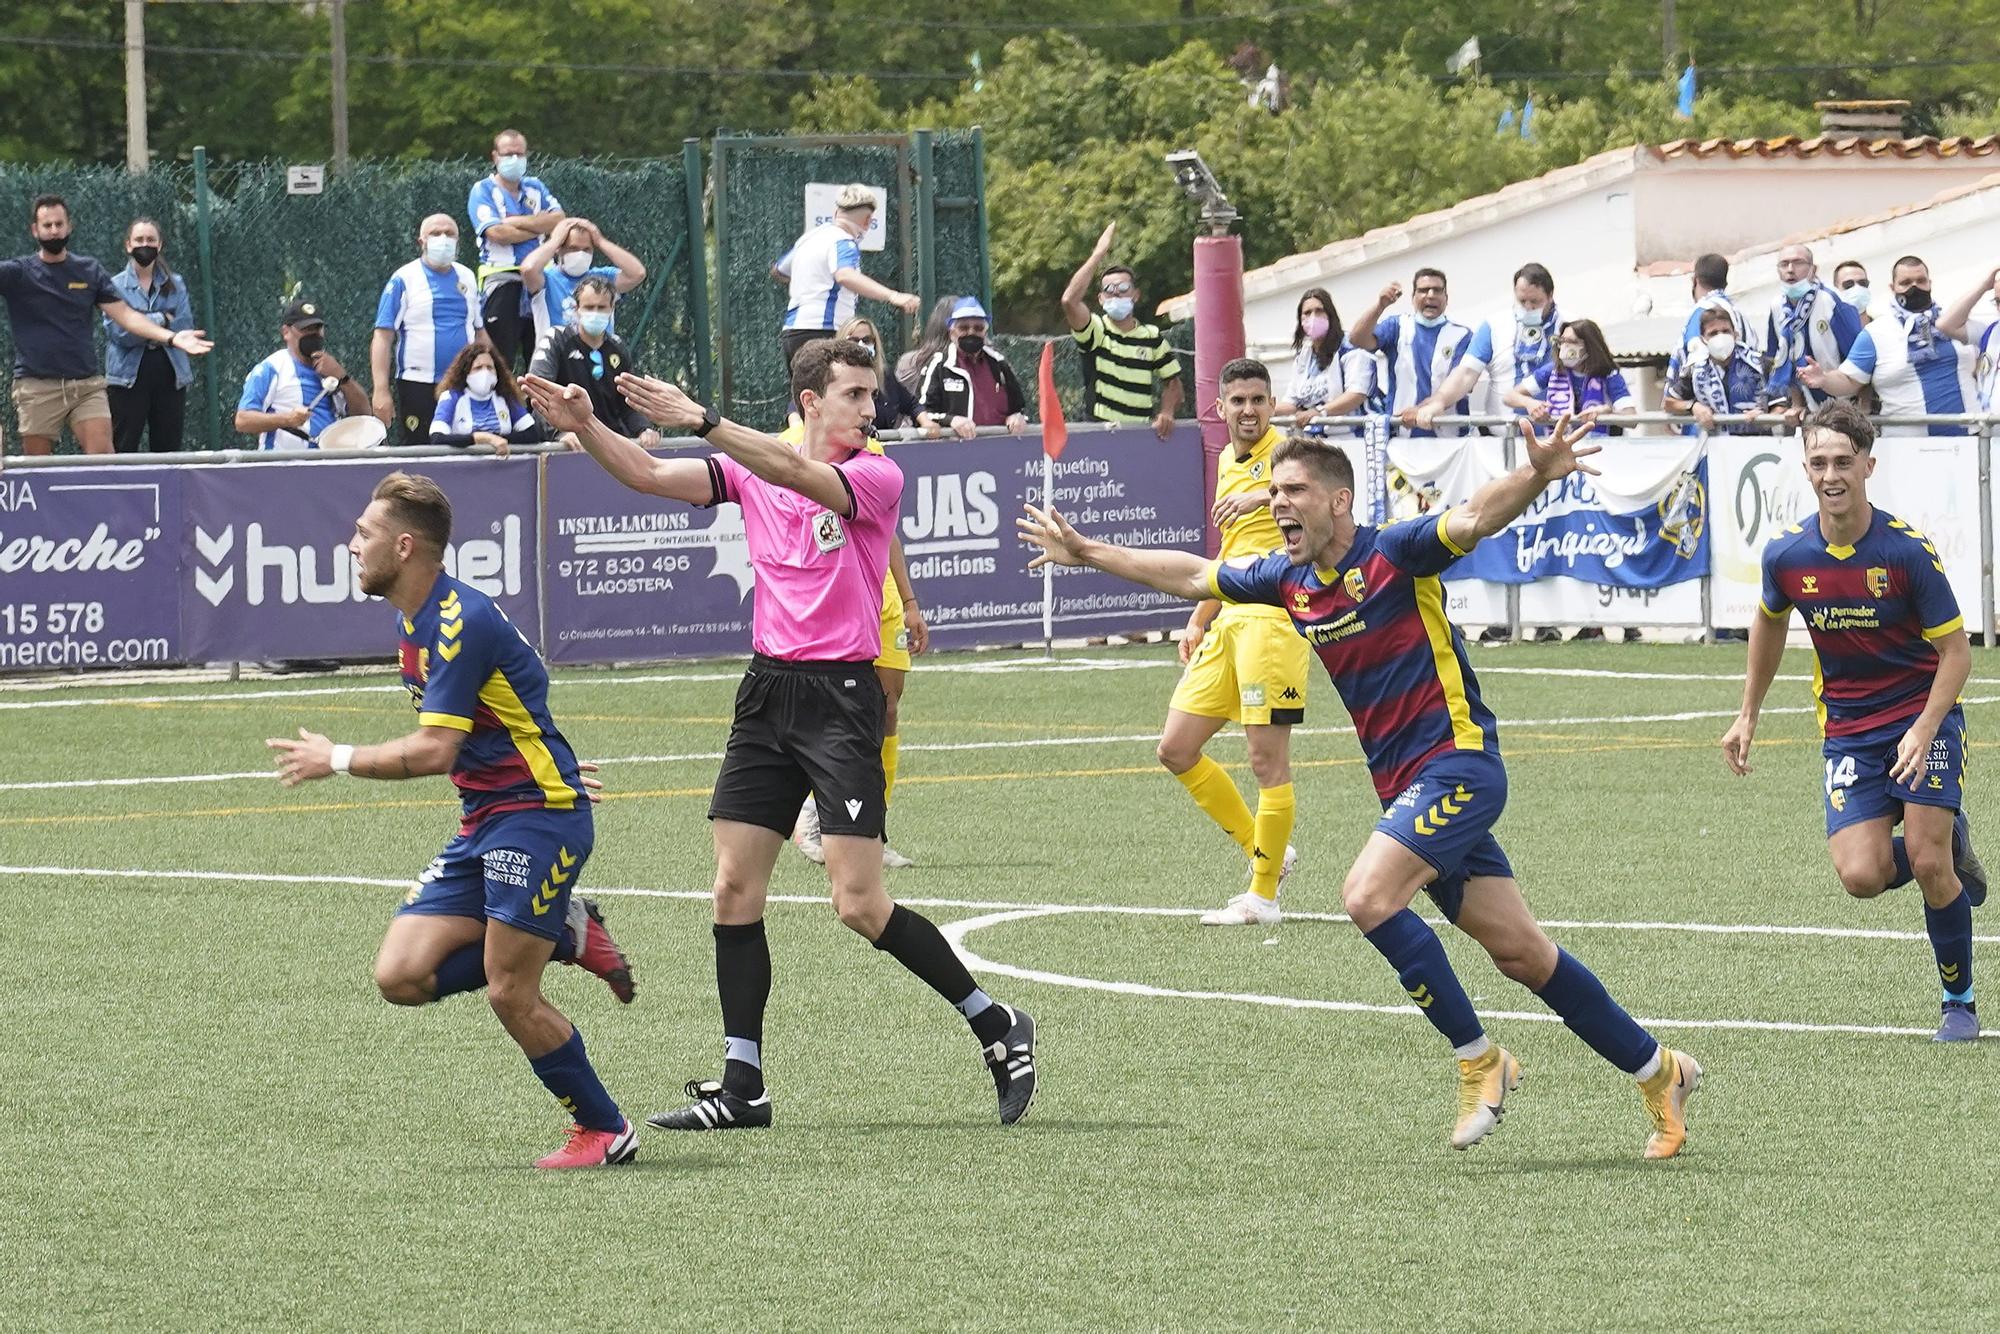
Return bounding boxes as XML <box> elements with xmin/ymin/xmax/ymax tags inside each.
<box><xmin>13</xmin><ymin>864</ymin><xmax>1976</xmax><ymax>1041</ymax></box>
<box><xmin>11</xmin><ymin>696</ymin><xmax>2000</xmax><ymax>794</ymax></box>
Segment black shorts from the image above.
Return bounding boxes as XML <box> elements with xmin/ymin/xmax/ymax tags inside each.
<box><xmin>780</xmin><ymin>328</ymin><xmax>835</xmax><ymax>379</ymax></box>
<box><xmin>708</xmin><ymin>654</ymin><xmax>887</xmax><ymax>839</ymax></box>
<box><xmin>393</xmin><ymin>379</ymin><xmax>436</xmax><ymax>445</ymax></box>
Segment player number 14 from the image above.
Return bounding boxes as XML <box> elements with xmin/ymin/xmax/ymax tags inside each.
<box><xmin>1824</xmin><ymin>755</ymin><xmax>1858</xmax><ymax>797</ymax></box>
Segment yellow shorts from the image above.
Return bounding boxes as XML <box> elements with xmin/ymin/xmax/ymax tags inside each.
<box><xmin>1169</xmin><ymin>607</ymin><xmax>1308</xmax><ymax>725</ymax></box>
<box><xmin>874</xmin><ymin>573</ymin><xmax>911</xmax><ymax>672</ymax></box>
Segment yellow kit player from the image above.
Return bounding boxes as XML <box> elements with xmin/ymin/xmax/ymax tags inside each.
<box><xmin>1165</xmin><ymin>358</ymin><xmax>1308</xmax><ymax>925</ymax></box>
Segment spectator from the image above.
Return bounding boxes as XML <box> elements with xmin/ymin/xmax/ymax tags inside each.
<box><xmin>430</xmin><ymin>343</ymin><xmax>547</xmax><ymax>457</ymax></box>
<box><xmin>1801</xmin><ymin>255</ymin><xmax>1976</xmax><ymax>437</ymax></box>
<box><xmin>0</xmin><ymin>193</ymin><xmax>210</xmax><ymax>455</ymax></box>
<box><xmin>839</xmin><ymin>315</ymin><xmax>919</xmax><ymax>432</ymax></box>
<box><xmin>520</xmin><ymin>217</ymin><xmax>645</xmax><ymax>346</ymax></box>
<box><xmin>772</xmin><ymin>183</ymin><xmax>920</xmax><ymax>373</ymax></box>
<box><xmin>1060</xmin><ymin>222</ymin><xmax>1183</xmax><ymax>438</ymax></box>
<box><xmin>1940</xmin><ymin>264</ymin><xmax>2000</xmax><ymax>412</ymax></box>
<box><xmin>1665</xmin><ymin>306</ymin><xmax>1773</xmax><ymax>436</ymax></box>
<box><xmin>896</xmin><ymin>296</ymin><xmax>956</xmax><ymax>396</ymax></box>
<box><xmin>1275</xmin><ymin>286</ymin><xmax>1372</xmax><ymax>434</ymax></box>
<box><xmin>1671</xmin><ymin>253</ymin><xmax>1755</xmax><ymax>380</ymax></box>
<box><xmin>916</xmin><ymin>298</ymin><xmax>1027</xmax><ymax>438</ymax></box>
<box><xmin>104</xmin><ymin>216</ymin><xmax>193</xmax><ymax>453</ymax></box>
<box><xmin>1505</xmin><ymin>319</ymin><xmax>1634</xmax><ymax>435</ymax></box>
<box><xmin>235</xmin><ymin>298</ymin><xmax>369</xmax><ymax>451</ymax></box>
<box><xmin>468</xmin><ymin>128</ymin><xmax>564</xmax><ymax>373</ymax></box>
<box><xmin>1414</xmin><ymin>262</ymin><xmax>1560</xmax><ymax>428</ymax></box>
<box><xmin>1833</xmin><ymin>260</ymin><xmax>1873</xmax><ymax>325</ymax></box>
<box><xmin>1765</xmin><ymin>243</ymin><xmax>1862</xmax><ymax>412</ymax></box>
<box><xmin>1346</xmin><ymin>268</ymin><xmax>1473</xmax><ymax>439</ymax></box>
<box><xmin>371</xmin><ymin>214</ymin><xmax>484</xmax><ymax>446</ymax></box>
<box><xmin>528</xmin><ymin>275</ymin><xmax>657</xmax><ymax>446</ymax></box>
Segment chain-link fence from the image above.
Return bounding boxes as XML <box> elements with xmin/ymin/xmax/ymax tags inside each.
<box><xmin>3</xmin><ymin>154</ymin><xmax>702</xmax><ymax>454</ymax></box>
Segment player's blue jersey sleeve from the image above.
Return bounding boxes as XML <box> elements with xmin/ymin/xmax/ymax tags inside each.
<box><xmin>1464</xmin><ymin>321</ymin><xmax>1496</xmax><ymax>370</ymax></box>
<box><xmin>237</xmin><ymin>360</ymin><xmax>275</xmax><ymax>412</ymax></box>
<box><xmin>374</xmin><ymin>275</ymin><xmax>403</xmax><ymax>331</ymax></box>
<box><xmin>1205</xmin><ymin>550</ymin><xmax>1290</xmax><ymax>607</ymax></box>
<box><xmin>1758</xmin><ymin>541</ymin><xmax>1792</xmax><ymax>619</ymax></box>
<box><xmin>418</xmin><ymin>603</ymin><xmax>497</xmax><ymax>730</ymax></box>
<box><xmin>1841</xmin><ymin>329</ymin><xmax>1877</xmax><ymax>380</ymax></box>
<box><xmin>1904</xmin><ymin>534</ymin><xmax>1963</xmax><ymax>638</ymax></box>
<box><xmin>1378</xmin><ymin>510</ymin><xmax>1471</xmax><ymax>576</ymax></box>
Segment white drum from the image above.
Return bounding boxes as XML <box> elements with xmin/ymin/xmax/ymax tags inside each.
<box><xmin>318</xmin><ymin>416</ymin><xmax>388</xmax><ymax>451</ymax></box>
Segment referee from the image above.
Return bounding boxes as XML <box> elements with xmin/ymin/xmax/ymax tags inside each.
<box><xmin>521</xmin><ymin>339</ymin><xmax>1038</xmax><ymax>1130</ymax></box>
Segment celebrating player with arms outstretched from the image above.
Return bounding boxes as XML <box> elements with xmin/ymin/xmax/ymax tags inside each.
<box><xmin>1020</xmin><ymin>420</ymin><xmax>1701</xmax><ymax>1157</ymax></box>
<box><xmin>1723</xmin><ymin>399</ymin><xmax>1986</xmax><ymax>1041</ymax></box>
<box><xmin>268</xmin><ymin>472</ymin><xmax>638</xmax><ymax>1170</ymax></box>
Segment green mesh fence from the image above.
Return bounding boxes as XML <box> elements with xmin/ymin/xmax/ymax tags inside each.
<box><xmin>2</xmin><ymin>155</ymin><xmax>699</xmax><ymax>454</ymax></box>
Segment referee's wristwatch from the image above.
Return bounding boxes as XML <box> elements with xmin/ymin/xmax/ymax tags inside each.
<box><xmin>694</xmin><ymin>404</ymin><xmax>721</xmax><ymax>438</ymax></box>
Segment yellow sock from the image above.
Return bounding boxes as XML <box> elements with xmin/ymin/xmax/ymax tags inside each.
<box><xmin>881</xmin><ymin>733</ymin><xmax>900</xmax><ymax>806</ymax></box>
<box><xmin>1174</xmin><ymin>755</ymin><xmax>1254</xmax><ymax>855</ymax></box>
<box><xmin>1248</xmin><ymin>783</ymin><xmax>1295</xmax><ymax>901</ymax></box>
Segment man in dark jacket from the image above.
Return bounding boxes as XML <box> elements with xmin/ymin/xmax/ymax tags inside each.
<box><xmin>916</xmin><ymin>298</ymin><xmax>1028</xmax><ymax>438</ymax></box>
<box><xmin>527</xmin><ymin>276</ymin><xmax>656</xmax><ymax>444</ymax></box>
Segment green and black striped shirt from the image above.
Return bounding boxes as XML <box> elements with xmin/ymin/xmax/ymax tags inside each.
<box><xmin>1073</xmin><ymin>313</ymin><xmax>1178</xmax><ymax>423</ymax></box>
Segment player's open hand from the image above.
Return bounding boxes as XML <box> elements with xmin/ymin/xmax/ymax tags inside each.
<box><xmin>1018</xmin><ymin>503</ymin><xmax>1089</xmax><ymax>569</ymax></box>
<box><xmin>266</xmin><ymin>727</ymin><xmax>334</xmax><ymax>786</ymax></box>
<box><xmin>1720</xmin><ymin>715</ymin><xmax>1756</xmax><ymax>776</ymax></box>
<box><xmin>615</xmin><ymin>373</ymin><xmax>704</xmax><ymax>430</ymax></box>
<box><xmin>904</xmin><ymin>602</ymin><xmax>930</xmax><ymax>656</ymax></box>
<box><xmin>520</xmin><ymin>374</ymin><xmax>593</xmax><ymax>433</ymax></box>
<box><xmin>577</xmin><ymin>760</ymin><xmax>605</xmax><ymax>803</ymax></box>
<box><xmin>1890</xmin><ymin>722</ymin><xmax>1938</xmax><ymax>791</ymax></box>
<box><xmin>1520</xmin><ymin>413</ymin><xmax>1602</xmax><ymax>481</ymax></box>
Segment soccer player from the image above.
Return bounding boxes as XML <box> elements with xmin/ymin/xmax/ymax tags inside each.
<box><xmin>522</xmin><ymin>339</ymin><xmax>1038</xmax><ymax>1131</ymax></box>
<box><xmin>1721</xmin><ymin>400</ymin><xmax>1987</xmax><ymax>1042</ymax></box>
<box><xmin>1019</xmin><ymin>421</ymin><xmax>1702</xmax><ymax>1157</ymax></box>
<box><xmin>1166</xmin><ymin>358</ymin><xmax>1306</xmax><ymax>926</ymax></box>
<box><xmin>265</xmin><ymin>472</ymin><xmax>639</xmax><ymax>1169</ymax></box>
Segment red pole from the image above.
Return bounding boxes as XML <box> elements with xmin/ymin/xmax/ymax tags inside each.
<box><xmin>1192</xmin><ymin>234</ymin><xmax>1245</xmax><ymax>557</ymax></box>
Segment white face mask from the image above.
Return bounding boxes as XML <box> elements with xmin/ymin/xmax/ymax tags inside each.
<box><xmin>466</xmin><ymin>368</ymin><xmax>497</xmax><ymax>398</ymax></box>
<box><xmin>1558</xmin><ymin>345</ymin><xmax>1584</xmax><ymax>369</ymax></box>
<box><xmin>424</xmin><ymin>235</ymin><xmax>457</xmax><ymax>267</ymax></box>
<box><xmin>1704</xmin><ymin>332</ymin><xmax>1737</xmax><ymax>361</ymax></box>
<box><xmin>559</xmin><ymin>250</ymin><xmax>592</xmax><ymax>279</ymax></box>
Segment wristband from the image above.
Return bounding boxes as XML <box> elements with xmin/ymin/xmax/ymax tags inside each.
<box><xmin>329</xmin><ymin>744</ymin><xmax>354</xmax><ymax>775</ymax></box>
<box><xmin>902</xmin><ymin>597</ymin><xmax>919</xmax><ymax>607</ymax></box>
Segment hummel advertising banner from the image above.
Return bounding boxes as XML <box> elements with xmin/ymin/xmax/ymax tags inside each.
<box><xmin>177</xmin><ymin>456</ymin><xmax>541</xmax><ymax>663</ymax></box>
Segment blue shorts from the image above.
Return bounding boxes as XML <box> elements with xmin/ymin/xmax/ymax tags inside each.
<box><xmin>396</xmin><ymin>807</ymin><xmax>596</xmax><ymax>941</ymax></box>
<box><xmin>1822</xmin><ymin>706</ymin><xmax>1967</xmax><ymax>837</ymax></box>
<box><xmin>1375</xmin><ymin>750</ymin><xmax>1515</xmax><ymax>924</ymax></box>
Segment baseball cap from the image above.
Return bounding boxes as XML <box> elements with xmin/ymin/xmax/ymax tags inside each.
<box><xmin>282</xmin><ymin>298</ymin><xmax>326</xmax><ymax>329</ymax></box>
<box><xmin>950</xmin><ymin>297</ymin><xmax>990</xmax><ymax>322</ymax></box>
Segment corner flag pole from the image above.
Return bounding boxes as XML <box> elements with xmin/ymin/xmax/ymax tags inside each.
<box><xmin>1037</xmin><ymin>342</ymin><xmax>1068</xmax><ymax>659</ymax></box>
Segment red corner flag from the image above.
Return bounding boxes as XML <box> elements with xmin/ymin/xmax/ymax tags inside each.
<box><xmin>1038</xmin><ymin>341</ymin><xmax>1068</xmax><ymax>460</ymax></box>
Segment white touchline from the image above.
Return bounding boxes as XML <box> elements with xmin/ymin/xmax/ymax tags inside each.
<box><xmin>7</xmin><ymin>868</ymin><xmax>1992</xmax><ymax>1040</ymax></box>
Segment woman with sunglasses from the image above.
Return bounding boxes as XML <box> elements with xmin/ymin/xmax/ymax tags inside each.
<box><xmin>526</xmin><ymin>275</ymin><xmax>658</xmax><ymax>446</ymax></box>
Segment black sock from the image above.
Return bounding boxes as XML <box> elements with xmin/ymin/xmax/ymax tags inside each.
<box><xmin>714</xmin><ymin>920</ymin><xmax>770</xmax><ymax>1097</ymax></box>
<box><xmin>873</xmin><ymin>904</ymin><xmax>1010</xmax><ymax>1044</ymax></box>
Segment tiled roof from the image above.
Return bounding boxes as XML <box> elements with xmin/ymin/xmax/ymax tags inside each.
<box><xmin>1652</xmin><ymin>135</ymin><xmax>2000</xmax><ymax>160</ymax></box>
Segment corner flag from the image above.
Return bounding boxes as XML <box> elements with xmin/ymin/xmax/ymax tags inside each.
<box><xmin>1038</xmin><ymin>341</ymin><xmax>1068</xmax><ymax>460</ymax></box>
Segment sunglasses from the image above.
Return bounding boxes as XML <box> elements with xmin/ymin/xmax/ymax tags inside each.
<box><xmin>1100</xmin><ymin>282</ymin><xmax>1135</xmax><ymax>296</ymax></box>
<box><xmin>588</xmin><ymin>348</ymin><xmax>605</xmax><ymax>379</ymax></box>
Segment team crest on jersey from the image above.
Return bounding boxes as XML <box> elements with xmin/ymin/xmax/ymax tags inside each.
<box><xmin>813</xmin><ymin>511</ymin><xmax>848</xmax><ymax>553</ymax></box>
<box><xmin>1800</xmin><ymin>574</ymin><xmax>1819</xmax><ymax>595</ymax></box>
<box><xmin>1866</xmin><ymin>566</ymin><xmax>1890</xmax><ymax>598</ymax></box>
<box><xmin>1343</xmin><ymin>567</ymin><xmax>1367</xmax><ymax>602</ymax></box>
<box><xmin>1249</xmin><ymin>460</ymin><xmax>1265</xmax><ymax>479</ymax></box>
<box><xmin>1291</xmin><ymin>589</ymin><xmax>1312</xmax><ymax>614</ymax></box>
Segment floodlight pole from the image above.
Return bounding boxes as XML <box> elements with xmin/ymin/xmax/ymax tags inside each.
<box><xmin>1191</xmin><ymin>204</ymin><xmax>1243</xmax><ymax>558</ymax></box>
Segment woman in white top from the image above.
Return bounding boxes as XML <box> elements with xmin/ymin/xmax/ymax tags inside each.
<box><xmin>1275</xmin><ymin>286</ymin><xmax>1372</xmax><ymax>435</ymax></box>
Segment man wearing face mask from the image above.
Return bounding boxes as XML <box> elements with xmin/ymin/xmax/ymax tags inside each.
<box><xmin>1765</xmin><ymin>244</ymin><xmax>1861</xmax><ymax>414</ymax></box>
<box><xmin>1412</xmin><ymin>263</ymin><xmax>1560</xmax><ymax>429</ymax></box>
<box><xmin>235</xmin><ymin>298</ymin><xmax>370</xmax><ymax>451</ymax></box>
<box><xmin>1834</xmin><ymin>261</ymin><xmax>1874</xmax><ymax>326</ymax></box>
<box><xmin>528</xmin><ymin>276</ymin><xmax>657</xmax><ymax>447</ymax></box>
<box><xmin>1347</xmin><ymin>268</ymin><xmax>1473</xmax><ymax>440</ymax></box>
<box><xmin>1664</xmin><ymin>306</ymin><xmax>1774</xmax><ymax>437</ymax></box>
<box><xmin>915</xmin><ymin>298</ymin><xmax>1028</xmax><ymax>438</ymax></box>
<box><xmin>0</xmin><ymin>193</ymin><xmax>213</xmax><ymax>455</ymax></box>
<box><xmin>520</xmin><ymin>217</ymin><xmax>646</xmax><ymax>347</ymax></box>
<box><xmin>371</xmin><ymin>215</ymin><xmax>486</xmax><ymax>446</ymax></box>
<box><xmin>469</xmin><ymin>129</ymin><xmax>565</xmax><ymax>374</ymax></box>
<box><xmin>771</xmin><ymin>183</ymin><xmax>922</xmax><ymax>374</ymax></box>
<box><xmin>1061</xmin><ymin>222</ymin><xmax>1184</xmax><ymax>439</ymax></box>
<box><xmin>1801</xmin><ymin>256</ymin><xmax>1977</xmax><ymax>437</ymax></box>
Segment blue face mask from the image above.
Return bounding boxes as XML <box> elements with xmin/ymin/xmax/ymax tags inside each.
<box><xmin>1782</xmin><ymin>279</ymin><xmax>1814</xmax><ymax>301</ymax></box>
<box><xmin>1414</xmin><ymin>312</ymin><xmax>1448</xmax><ymax>329</ymax></box>
<box><xmin>496</xmin><ymin>154</ymin><xmax>526</xmax><ymax>184</ymax></box>
<box><xmin>1103</xmin><ymin>297</ymin><xmax>1135</xmax><ymax>322</ymax></box>
<box><xmin>578</xmin><ymin>310</ymin><xmax>611</xmax><ymax>337</ymax></box>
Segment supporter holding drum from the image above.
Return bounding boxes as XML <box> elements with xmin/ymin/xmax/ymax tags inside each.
<box><xmin>1275</xmin><ymin>286</ymin><xmax>1372</xmax><ymax>434</ymax></box>
<box><xmin>430</xmin><ymin>343</ymin><xmax>548</xmax><ymax>457</ymax></box>
<box><xmin>104</xmin><ymin>217</ymin><xmax>193</xmax><ymax>452</ymax></box>
<box><xmin>235</xmin><ymin>298</ymin><xmax>370</xmax><ymax>451</ymax></box>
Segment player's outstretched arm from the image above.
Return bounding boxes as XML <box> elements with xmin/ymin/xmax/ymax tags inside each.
<box><xmin>615</xmin><ymin>372</ymin><xmax>855</xmax><ymax>516</ymax></box>
<box><xmin>1442</xmin><ymin>414</ymin><xmax>1601</xmax><ymax>552</ymax></box>
<box><xmin>1721</xmin><ymin>609</ymin><xmax>1787</xmax><ymax>775</ymax></box>
<box><xmin>520</xmin><ymin>374</ymin><xmax>714</xmax><ymax>504</ymax></box>
<box><xmin>1017</xmin><ymin>503</ymin><xmax>1211</xmax><ymax>601</ymax></box>
<box><xmin>265</xmin><ymin>725</ymin><xmax>465</xmax><ymax>785</ymax></box>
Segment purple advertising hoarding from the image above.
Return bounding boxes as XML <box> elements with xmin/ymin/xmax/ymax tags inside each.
<box><xmin>177</xmin><ymin>456</ymin><xmax>540</xmax><ymax>662</ymax></box>
<box><xmin>538</xmin><ymin>425</ymin><xmax>1207</xmax><ymax>663</ymax></box>
<box><xmin>0</xmin><ymin>466</ymin><xmax>183</xmax><ymax>672</ymax></box>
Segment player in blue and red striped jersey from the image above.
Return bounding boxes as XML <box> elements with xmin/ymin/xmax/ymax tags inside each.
<box><xmin>1723</xmin><ymin>399</ymin><xmax>1986</xmax><ymax>1042</ymax></box>
<box><xmin>1019</xmin><ymin>420</ymin><xmax>1702</xmax><ymax>1159</ymax></box>
<box><xmin>267</xmin><ymin>471</ymin><xmax>640</xmax><ymax>1169</ymax></box>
